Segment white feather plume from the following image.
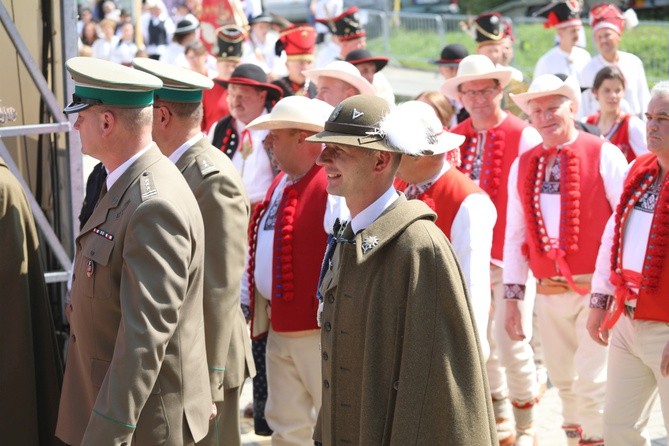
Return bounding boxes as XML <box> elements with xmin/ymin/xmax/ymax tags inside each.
<box><xmin>375</xmin><ymin>101</ymin><xmax>442</xmax><ymax>156</ymax></box>
<box><xmin>623</xmin><ymin>8</ymin><xmax>639</xmax><ymax>30</ymax></box>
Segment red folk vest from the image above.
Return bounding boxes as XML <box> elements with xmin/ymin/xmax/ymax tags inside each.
<box><xmin>396</xmin><ymin>168</ymin><xmax>483</xmax><ymax>239</ymax></box>
<box><xmin>517</xmin><ymin>132</ymin><xmax>611</xmax><ymax>279</ymax></box>
<box><xmin>248</xmin><ymin>164</ymin><xmax>328</xmax><ymax>336</ymax></box>
<box><xmin>452</xmin><ymin>113</ymin><xmax>528</xmax><ymax>262</ymax></box>
<box><xmin>611</xmin><ymin>153</ymin><xmax>669</xmax><ymax>322</ymax></box>
<box><xmin>585</xmin><ymin>112</ymin><xmax>635</xmax><ymax>163</ymax></box>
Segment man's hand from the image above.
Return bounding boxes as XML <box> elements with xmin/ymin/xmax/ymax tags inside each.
<box><xmin>210</xmin><ymin>403</ymin><xmax>218</xmax><ymax>421</ymax></box>
<box><xmin>505</xmin><ymin>300</ymin><xmax>525</xmax><ymax>341</ymax></box>
<box><xmin>586</xmin><ymin>308</ymin><xmax>610</xmax><ymax>346</ymax></box>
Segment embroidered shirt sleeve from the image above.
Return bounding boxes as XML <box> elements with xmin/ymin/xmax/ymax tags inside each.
<box><xmin>504</xmin><ymin>283</ymin><xmax>526</xmax><ymax>301</ymax></box>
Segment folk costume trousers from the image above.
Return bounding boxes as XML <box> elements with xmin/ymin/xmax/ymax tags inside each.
<box><xmin>534</xmin><ymin>286</ymin><xmax>608</xmax><ymax>440</ymax></box>
<box><xmin>265</xmin><ymin>327</ymin><xmax>322</xmax><ymax>446</ymax></box>
<box><xmin>487</xmin><ymin>266</ymin><xmax>538</xmax><ymax>406</ymax></box>
<box><xmin>604</xmin><ymin>314</ymin><xmax>669</xmax><ymax>445</ymax></box>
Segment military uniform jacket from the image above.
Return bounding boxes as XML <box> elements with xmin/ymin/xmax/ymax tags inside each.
<box><xmin>1</xmin><ymin>157</ymin><xmax>63</xmax><ymax>446</ymax></box>
<box><xmin>316</xmin><ymin>196</ymin><xmax>496</xmax><ymax>445</ymax></box>
<box><xmin>56</xmin><ymin>146</ymin><xmax>212</xmax><ymax>446</ymax></box>
<box><xmin>175</xmin><ymin>136</ymin><xmax>255</xmax><ymax>399</ymax></box>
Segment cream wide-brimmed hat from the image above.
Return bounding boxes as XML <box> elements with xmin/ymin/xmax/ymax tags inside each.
<box><xmin>303</xmin><ymin>61</ymin><xmax>375</xmax><ymax>96</ymax></box>
<box><xmin>246</xmin><ymin>96</ymin><xmax>334</xmax><ymax>133</ymax></box>
<box><xmin>510</xmin><ymin>74</ymin><xmax>580</xmax><ymax>115</ymax></box>
<box><xmin>440</xmin><ymin>54</ymin><xmax>513</xmax><ymax>99</ymax></box>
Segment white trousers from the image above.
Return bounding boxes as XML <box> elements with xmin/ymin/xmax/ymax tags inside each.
<box><xmin>265</xmin><ymin>328</ymin><xmax>322</xmax><ymax>446</ymax></box>
<box><xmin>604</xmin><ymin>315</ymin><xmax>669</xmax><ymax>446</ymax></box>
<box><xmin>535</xmin><ymin>290</ymin><xmax>608</xmax><ymax>439</ymax></box>
<box><xmin>487</xmin><ymin>266</ymin><xmax>538</xmax><ymax>404</ymax></box>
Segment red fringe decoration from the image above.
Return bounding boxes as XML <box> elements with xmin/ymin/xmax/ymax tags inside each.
<box><xmin>522</xmin><ymin>147</ymin><xmax>581</xmax><ymax>258</ymax></box>
<box><xmin>274</xmin><ymin>188</ymin><xmax>298</xmax><ymax>301</ymax></box>
<box><xmin>610</xmin><ymin>164</ymin><xmax>668</xmax><ymax>294</ymax></box>
<box><xmin>247</xmin><ymin>198</ymin><xmax>270</xmax><ymax>321</ymax></box>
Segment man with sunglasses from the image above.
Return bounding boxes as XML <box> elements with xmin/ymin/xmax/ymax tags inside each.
<box><xmin>442</xmin><ymin>54</ymin><xmax>542</xmax><ymax>445</ymax></box>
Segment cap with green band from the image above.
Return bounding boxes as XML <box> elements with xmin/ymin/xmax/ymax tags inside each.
<box><xmin>64</xmin><ymin>57</ymin><xmax>163</xmax><ymax>114</ymax></box>
<box><xmin>131</xmin><ymin>57</ymin><xmax>214</xmax><ymax>103</ymax></box>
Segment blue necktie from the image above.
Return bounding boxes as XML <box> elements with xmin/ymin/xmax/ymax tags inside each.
<box><xmin>316</xmin><ymin>219</ymin><xmax>346</xmax><ymax>302</ymax></box>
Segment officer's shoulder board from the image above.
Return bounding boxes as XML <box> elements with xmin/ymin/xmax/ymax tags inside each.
<box><xmin>196</xmin><ymin>154</ymin><xmax>220</xmax><ymax>178</ymax></box>
<box><xmin>140</xmin><ymin>171</ymin><xmax>158</xmax><ymax>201</ymax></box>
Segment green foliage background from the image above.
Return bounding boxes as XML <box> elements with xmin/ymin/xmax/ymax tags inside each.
<box><xmin>366</xmin><ymin>20</ymin><xmax>669</xmax><ymax>85</ymax></box>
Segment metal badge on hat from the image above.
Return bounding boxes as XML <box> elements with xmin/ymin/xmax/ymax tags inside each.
<box><xmin>351</xmin><ymin>108</ymin><xmax>364</xmax><ymax>120</ymax></box>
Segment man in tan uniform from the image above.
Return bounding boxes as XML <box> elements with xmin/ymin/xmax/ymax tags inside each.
<box><xmin>132</xmin><ymin>58</ymin><xmax>255</xmax><ymax>446</ymax></box>
<box><xmin>56</xmin><ymin>57</ymin><xmax>212</xmax><ymax>446</ymax></box>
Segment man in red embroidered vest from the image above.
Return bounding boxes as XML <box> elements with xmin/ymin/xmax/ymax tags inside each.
<box><xmin>394</xmin><ymin>100</ymin><xmax>496</xmax><ymax>363</ymax></box>
<box><xmin>243</xmin><ymin>96</ymin><xmax>340</xmax><ymax>445</ymax></box>
<box><xmin>442</xmin><ymin>54</ymin><xmax>542</xmax><ymax>446</ymax></box>
<box><xmin>586</xmin><ymin>82</ymin><xmax>669</xmax><ymax>445</ymax></box>
<box><xmin>505</xmin><ymin>74</ymin><xmax>628</xmax><ymax>446</ymax></box>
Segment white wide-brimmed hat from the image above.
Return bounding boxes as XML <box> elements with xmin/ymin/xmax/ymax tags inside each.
<box><xmin>247</xmin><ymin>96</ymin><xmax>334</xmax><ymax>133</ymax></box>
<box><xmin>510</xmin><ymin>74</ymin><xmax>580</xmax><ymax>115</ymax></box>
<box><xmin>303</xmin><ymin>60</ymin><xmax>375</xmax><ymax>96</ymax></box>
<box><xmin>440</xmin><ymin>54</ymin><xmax>513</xmax><ymax>99</ymax></box>
<box><xmin>378</xmin><ymin>101</ymin><xmax>465</xmax><ymax>156</ymax></box>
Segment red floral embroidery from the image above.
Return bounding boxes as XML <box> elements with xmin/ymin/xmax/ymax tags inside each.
<box><xmin>458</xmin><ymin>128</ymin><xmax>505</xmax><ymax>202</ymax></box>
<box><xmin>610</xmin><ymin>165</ymin><xmax>669</xmax><ymax>293</ymax></box>
<box><xmin>523</xmin><ymin>146</ymin><xmax>581</xmax><ymax>257</ymax></box>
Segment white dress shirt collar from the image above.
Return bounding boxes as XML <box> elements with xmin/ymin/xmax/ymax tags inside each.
<box><xmin>350</xmin><ymin>186</ymin><xmax>398</xmax><ymax>234</ymax></box>
<box><xmin>168</xmin><ymin>133</ymin><xmax>205</xmax><ymax>164</ymax></box>
<box><xmin>106</xmin><ymin>143</ymin><xmax>154</xmax><ymax>190</ymax></box>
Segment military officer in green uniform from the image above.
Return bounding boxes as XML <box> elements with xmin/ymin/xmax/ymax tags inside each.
<box><xmin>132</xmin><ymin>57</ymin><xmax>255</xmax><ymax>446</ymax></box>
<box><xmin>56</xmin><ymin>57</ymin><xmax>213</xmax><ymax>446</ymax></box>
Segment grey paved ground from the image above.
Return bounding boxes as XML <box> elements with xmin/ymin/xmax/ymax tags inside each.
<box><xmin>239</xmin><ymin>378</ymin><xmax>667</xmax><ymax>445</ymax></box>
<box><xmin>239</xmin><ymin>66</ymin><xmax>667</xmax><ymax>445</ymax></box>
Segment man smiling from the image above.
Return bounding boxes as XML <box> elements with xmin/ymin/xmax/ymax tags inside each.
<box><xmin>505</xmin><ymin>74</ymin><xmax>627</xmax><ymax>445</ymax></box>
<box><xmin>309</xmin><ymin>94</ymin><xmax>495</xmax><ymax>445</ymax></box>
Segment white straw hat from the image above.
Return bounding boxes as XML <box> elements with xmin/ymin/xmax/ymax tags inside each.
<box><xmin>303</xmin><ymin>60</ymin><xmax>375</xmax><ymax>96</ymax></box>
<box><xmin>510</xmin><ymin>74</ymin><xmax>580</xmax><ymax>115</ymax></box>
<box><xmin>440</xmin><ymin>54</ymin><xmax>512</xmax><ymax>99</ymax></box>
<box><xmin>247</xmin><ymin>96</ymin><xmax>334</xmax><ymax>133</ymax></box>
